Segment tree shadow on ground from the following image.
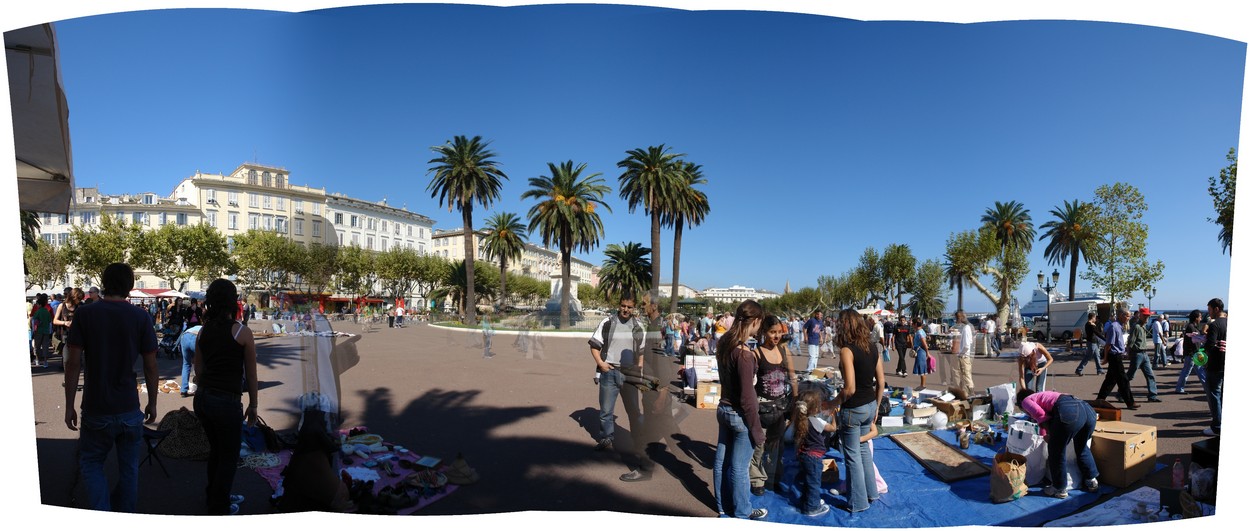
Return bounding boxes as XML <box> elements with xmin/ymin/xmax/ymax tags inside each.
<box><xmin>343</xmin><ymin>386</ymin><xmax>711</xmax><ymax>516</ymax></box>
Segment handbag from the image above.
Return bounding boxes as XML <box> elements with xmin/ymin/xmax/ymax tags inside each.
<box><xmin>156</xmin><ymin>407</ymin><xmax>210</xmax><ymax>460</ymax></box>
<box><xmin>242</xmin><ymin>415</ymin><xmax>282</xmax><ymax>453</ymax></box>
<box><xmin>908</xmin><ymin>348</ymin><xmax>917</xmax><ymax>359</ymax></box>
<box><xmin>927</xmin><ymin>352</ymin><xmax>937</xmax><ymax>373</ymax></box>
<box><xmin>990</xmin><ymin>451</ymin><xmax>1029</xmax><ymax>503</ymax></box>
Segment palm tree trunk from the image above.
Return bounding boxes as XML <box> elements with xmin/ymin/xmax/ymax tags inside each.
<box><xmin>1068</xmin><ymin>253</ymin><xmax>1079</xmax><ymax>301</ymax></box>
<box><xmin>650</xmin><ymin>211</ymin><xmax>661</xmax><ymax>304</ymax></box>
<box><xmin>669</xmin><ymin>219</ymin><xmax>683</xmax><ymax>315</ymax></box>
<box><xmin>463</xmin><ymin>208</ymin><xmax>476</xmax><ymax>325</ymax></box>
<box><xmin>499</xmin><ymin>257</ymin><xmax>507</xmax><ymax>311</ymax></box>
<box><xmin>957</xmin><ymin>280</ymin><xmax>964</xmax><ymax>311</ymax></box>
<box><xmin>560</xmin><ymin>236</ymin><xmax>572</xmax><ymax>329</ymax></box>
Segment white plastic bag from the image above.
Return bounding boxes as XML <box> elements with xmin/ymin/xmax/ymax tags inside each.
<box><xmin>988</xmin><ymin>382</ymin><xmax>1017</xmax><ymax>417</ymax></box>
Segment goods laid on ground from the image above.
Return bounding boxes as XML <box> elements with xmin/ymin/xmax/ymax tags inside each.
<box><xmin>890</xmin><ymin>431</ymin><xmax>992</xmax><ymax>482</ymax></box>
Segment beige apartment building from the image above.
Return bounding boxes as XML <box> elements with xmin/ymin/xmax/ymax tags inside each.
<box><xmin>172</xmin><ymin>163</ymin><xmax>331</xmax><ymax>249</ymax></box>
<box><xmin>431</xmin><ymin>228</ymin><xmax>599</xmax><ymax>287</ymax></box>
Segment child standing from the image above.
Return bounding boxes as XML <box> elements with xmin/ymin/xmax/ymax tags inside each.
<box><xmin>792</xmin><ymin>389</ymin><xmax>836</xmax><ymax>517</ymax></box>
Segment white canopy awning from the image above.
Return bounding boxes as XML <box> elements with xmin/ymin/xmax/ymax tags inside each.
<box><xmin>7</xmin><ymin>23</ymin><xmax>74</xmax><ymax>214</ymax></box>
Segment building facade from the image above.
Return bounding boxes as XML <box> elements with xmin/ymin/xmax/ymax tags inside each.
<box><xmin>431</xmin><ymin>228</ymin><xmax>597</xmax><ymax>285</ymax></box>
<box><xmin>172</xmin><ymin>163</ymin><xmax>331</xmax><ymax>250</ymax></box>
<box><xmin>699</xmin><ymin>285</ymin><xmax>782</xmax><ymax>304</ymax></box>
<box><xmin>657</xmin><ymin>282</ymin><xmax>700</xmax><ymax>300</ymax></box>
<box><xmin>325</xmin><ymin>194</ymin><xmax>435</xmax><ymax>254</ymax></box>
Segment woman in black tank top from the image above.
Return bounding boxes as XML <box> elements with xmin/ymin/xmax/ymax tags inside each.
<box><xmin>192</xmin><ymin>279</ymin><xmax>258</xmax><ymax>515</ymax></box>
<box><xmin>832</xmin><ymin>309</ymin><xmax>885</xmax><ymax>513</ymax></box>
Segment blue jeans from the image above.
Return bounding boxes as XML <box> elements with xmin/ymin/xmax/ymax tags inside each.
<box><xmin>713</xmin><ymin>405</ymin><xmax>756</xmax><ymax>518</ymax></box>
<box><xmin>1153</xmin><ymin>342</ymin><xmax>1168</xmax><ymax>367</ymax></box>
<box><xmin>1176</xmin><ymin>352</ymin><xmax>1207</xmax><ymax>392</ymax></box>
<box><xmin>597</xmin><ymin>367</ymin><xmax>623</xmax><ymax>442</ymax></box>
<box><xmin>78</xmin><ymin>409</ymin><xmax>145</xmax><ymax>512</ymax></box>
<box><xmin>1126</xmin><ymin>351</ymin><xmax>1159</xmax><ymax>399</ymax></box>
<box><xmin>180</xmin><ymin>331</ymin><xmax>198</xmax><ymax>392</ymax></box>
<box><xmin>1204</xmin><ymin>370</ymin><xmax>1223</xmax><ymax>434</ymax></box>
<box><xmin>1024</xmin><ymin>368</ymin><xmax>1049</xmax><ymax>392</ymax></box>
<box><xmin>664</xmin><ymin>335</ymin><xmax>674</xmax><ymax>356</ymax></box>
<box><xmin>1046</xmin><ymin>395</ymin><xmax>1099</xmax><ymax>491</ymax></box>
<box><xmin>807</xmin><ymin>344</ymin><xmax>820</xmax><ymax>372</ymax></box>
<box><xmin>1076</xmin><ymin>339</ymin><xmax>1104</xmax><ymax>375</ymax></box>
<box><xmin>194</xmin><ymin>388</ymin><xmax>243</xmax><ymax>514</ymax></box>
<box><xmin>795</xmin><ymin>453</ymin><xmax>825</xmax><ymax>514</ymax></box>
<box><xmin>837</xmin><ymin>402</ymin><xmax>879</xmax><ymax>512</ymax></box>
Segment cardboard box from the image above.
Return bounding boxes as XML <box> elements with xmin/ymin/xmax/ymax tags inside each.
<box><xmin>968</xmin><ymin>395</ymin><xmax>992</xmax><ymax>421</ymax></box>
<box><xmin>1086</xmin><ymin>399</ymin><xmax>1121</xmax><ymax>421</ymax></box>
<box><xmin>1091</xmin><ymin>420</ymin><xmax>1157</xmax><ymax>488</ymax></box>
<box><xmin>928</xmin><ymin>398</ymin><xmax>971</xmax><ymax>421</ymax></box>
<box><xmin>695</xmin><ymin>382</ymin><xmax>721</xmax><ymax>409</ymax></box>
<box><xmin>685</xmin><ymin>355</ymin><xmax>719</xmax><ymax>382</ymax></box>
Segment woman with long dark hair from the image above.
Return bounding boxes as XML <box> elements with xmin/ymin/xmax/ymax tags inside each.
<box><xmin>712</xmin><ymin>300</ymin><xmax>768</xmax><ymax>520</ymax></box>
<box><xmin>832</xmin><ymin>309</ymin><xmax>885</xmax><ymax>513</ymax></box>
<box><xmin>1175</xmin><ymin>309</ymin><xmax>1207</xmax><ymax>394</ymax></box>
<box><xmin>748</xmin><ymin>314</ymin><xmax>798</xmax><ymax>496</ymax></box>
<box><xmin>193</xmin><ymin>279</ymin><xmax>258</xmax><ymax>515</ymax></box>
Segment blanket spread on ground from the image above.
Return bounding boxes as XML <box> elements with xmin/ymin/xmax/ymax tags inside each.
<box><xmin>251</xmin><ymin>447</ymin><xmax>458</xmax><ymax>515</ymax></box>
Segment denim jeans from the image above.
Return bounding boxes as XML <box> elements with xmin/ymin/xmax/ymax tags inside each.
<box><xmin>713</xmin><ymin>405</ymin><xmax>756</xmax><ymax>518</ymax></box>
<box><xmin>1176</xmin><ymin>352</ymin><xmax>1207</xmax><ymax>392</ymax></box>
<box><xmin>795</xmin><ymin>453</ymin><xmax>825</xmax><ymax>514</ymax></box>
<box><xmin>597</xmin><ymin>367</ymin><xmax>623</xmax><ymax>442</ymax></box>
<box><xmin>1126</xmin><ymin>351</ymin><xmax>1159</xmax><ymax>399</ymax></box>
<box><xmin>194</xmin><ymin>388</ymin><xmax>244</xmax><ymax>514</ymax></box>
<box><xmin>1045</xmin><ymin>395</ymin><xmax>1099</xmax><ymax>491</ymax></box>
<box><xmin>1153</xmin><ymin>342</ymin><xmax>1168</xmax><ymax>367</ymax></box>
<box><xmin>664</xmin><ymin>334</ymin><xmax>674</xmax><ymax>356</ymax></box>
<box><xmin>1204</xmin><ymin>370</ymin><xmax>1223</xmax><ymax>434</ymax></box>
<box><xmin>78</xmin><ymin>409</ymin><xmax>145</xmax><ymax>512</ymax></box>
<box><xmin>1076</xmin><ymin>339</ymin><xmax>1104</xmax><ymax>375</ymax></box>
<box><xmin>180</xmin><ymin>331</ymin><xmax>198</xmax><ymax>392</ymax></box>
<box><xmin>837</xmin><ymin>401</ymin><xmax>879</xmax><ymax>512</ymax></box>
<box><xmin>807</xmin><ymin>344</ymin><xmax>820</xmax><ymax>372</ymax></box>
<box><xmin>1023</xmin><ymin>368</ymin><xmax>1049</xmax><ymax>392</ymax></box>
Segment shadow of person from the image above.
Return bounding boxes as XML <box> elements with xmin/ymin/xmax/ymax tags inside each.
<box><xmin>671</xmin><ymin>432</ymin><xmax>716</xmax><ymax>470</ymax></box>
<box><xmin>645</xmin><ymin>441</ymin><xmax>717</xmax><ymax>511</ymax></box>
<box><xmin>568</xmin><ymin>407</ymin><xmax>601</xmax><ymax>440</ymax></box>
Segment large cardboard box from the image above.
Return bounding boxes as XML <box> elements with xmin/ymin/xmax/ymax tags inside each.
<box><xmin>695</xmin><ymin>382</ymin><xmax>721</xmax><ymax>409</ymax></box>
<box><xmin>1086</xmin><ymin>399</ymin><xmax>1121</xmax><ymax>421</ymax></box>
<box><xmin>928</xmin><ymin>398</ymin><xmax>971</xmax><ymax>421</ymax></box>
<box><xmin>1091</xmin><ymin>420</ymin><xmax>1157</xmax><ymax>488</ymax></box>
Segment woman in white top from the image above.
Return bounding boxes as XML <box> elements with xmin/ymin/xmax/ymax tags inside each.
<box><xmin>1017</xmin><ymin>341</ymin><xmax>1055</xmax><ymax>392</ymax></box>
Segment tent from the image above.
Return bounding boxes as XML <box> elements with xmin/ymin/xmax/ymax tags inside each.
<box><xmin>7</xmin><ymin>23</ymin><xmax>75</xmax><ymax>213</ymax></box>
<box><xmin>857</xmin><ymin>308</ymin><xmax>895</xmax><ymax>317</ymax></box>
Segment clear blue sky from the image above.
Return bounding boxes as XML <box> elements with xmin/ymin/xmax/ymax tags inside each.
<box><xmin>38</xmin><ymin>5</ymin><xmax>1247</xmax><ymax>312</ymax></box>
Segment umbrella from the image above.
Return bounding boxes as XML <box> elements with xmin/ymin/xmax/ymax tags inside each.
<box><xmin>7</xmin><ymin>23</ymin><xmax>75</xmax><ymax>213</ymax></box>
<box><xmin>129</xmin><ymin>289</ymin><xmax>152</xmax><ymax>298</ymax></box>
<box><xmin>157</xmin><ymin>290</ymin><xmax>190</xmax><ymax>298</ymax></box>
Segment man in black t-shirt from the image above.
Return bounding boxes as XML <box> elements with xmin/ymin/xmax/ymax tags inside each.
<box><xmin>64</xmin><ymin>262</ymin><xmax>159</xmax><ymax>512</ymax></box>
<box><xmin>1202</xmin><ymin>298</ymin><xmax>1227</xmax><ymax>437</ymax></box>
<box><xmin>893</xmin><ymin>318</ymin><xmax>912</xmax><ymax>377</ymax></box>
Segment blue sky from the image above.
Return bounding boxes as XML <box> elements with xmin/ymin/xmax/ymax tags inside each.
<box><xmin>24</xmin><ymin>4</ymin><xmax>1250</xmax><ymax>313</ymax></box>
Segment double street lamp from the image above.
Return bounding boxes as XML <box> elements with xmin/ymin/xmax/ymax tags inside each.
<box><xmin>1038</xmin><ymin>269</ymin><xmax>1060</xmax><ymax>343</ymax></box>
<box><xmin>1146</xmin><ymin>287</ymin><xmax>1157</xmax><ymax>311</ymax></box>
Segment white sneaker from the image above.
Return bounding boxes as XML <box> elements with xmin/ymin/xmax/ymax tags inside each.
<box><xmin>1042</xmin><ymin>485</ymin><xmax>1068</xmax><ymax>499</ymax></box>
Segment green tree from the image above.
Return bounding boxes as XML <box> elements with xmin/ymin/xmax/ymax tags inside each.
<box><xmin>66</xmin><ymin>215</ymin><xmax>141</xmax><ymax>287</ymax></box>
<box><xmin>883</xmin><ymin>243</ymin><xmax>917</xmax><ymax>314</ymax></box>
<box><xmin>412</xmin><ymin>254</ymin><xmax>451</xmax><ymax>312</ymax></box>
<box><xmin>599</xmin><ymin>241</ymin><xmax>652</xmax><ymax>302</ymax></box>
<box><xmin>426</xmin><ymin>135</ymin><xmax>508</xmax><ymax>325</ymax></box>
<box><xmin>980</xmin><ymin>201</ymin><xmax>1036</xmax><ymax>324</ymax></box>
<box><xmin>906</xmin><ymin>259</ymin><xmax>947</xmax><ymax>320</ymax></box>
<box><xmin>377</xmin><ymin>246</ymin><xmax>422</xmax><ymax>301</ymax></box>
<box><xmin>852</xmin><ymin>247</ymin><xmax>889</xmax><ymax>306</ymax></box>
<box><xmin>577</xmin><ymin>282</ymin><xmax>605</xmax><ymax>312</ymax></box>
<box><xmin>131</xmin><ymin>222</ymin><xmax>230</xmax><ymax>292</ymax></box>
<box><xmin>666</xmin><ymin>160</ymin><xmax>710</xmax><ymax>314</ymax></box>
<box><xmin>443</xmin><ymin>259</ymin><xmax>497</xmax><ymax>316</ymax></box>
<box><xmin>1039</xmin><ymin>199</ymin><xmax>1095</xmax><ymax>301</ymax></box>
<box><xmin>522</xmin><ymin>160</ymin><xmax>612</xmax><ymax>328</ymax></box>
<box><xmin>942</xmin><ymin>232</ymin><xmax>980</xmax><ymax>312</ymax></box>
<box><xmin>948</xmin><ymin>226</ymin><xmax>1027</xmax><ymax>324</ymax></box>
<box><xmin>481</xmin><ymin>212</ymin><xmax>528</xmax><ymax>310</ymax></box>
<box><xmin>24</xmin><ymin>243</ymin><xmax>68</xmax><ymax>290</ymax></box>
<box><xmin>335</xmin><ymin>244</ymin><xmax>378</xmax><ymax>308</ymax></box>
<box><xmin>233</xmin><ymin>229</ymin><xmax>301</xmax><ymax>306</ymax></box>
<box><xmin>293</xmin><ymin>243</ymin><xmax>339</xmax><ymax>300</ymax></box>
<box><xmin>1208</xmin><ymin>147</ymin><xmax>1237</xmax><ymax>254</ymax></box>
<box><xmin>20</xmin><ymin>210</ymin><xmax>40</xmax><ymax>250</ymax></box>
<box><xmin>617</xmin><ymin>144</ymin><xmax>684</xmax><ymax>304</ymax></box>
<box><xmin>1082</xmin><ymin>182</ymin><xmax>1166</xmax><ymax>309</ymax></box>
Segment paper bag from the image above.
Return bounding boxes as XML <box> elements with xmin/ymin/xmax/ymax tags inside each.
<box><xmin>1006</xmin><ymin>420</ymin><xmax>1047</xmax><ymax>485</ymax></box>
<box><xmin>991</xmin><ymin>452</ymin><xmax>1029</xmax><ymax>503</ymax></box>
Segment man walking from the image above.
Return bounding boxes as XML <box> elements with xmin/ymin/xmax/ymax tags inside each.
<box><xmin>1096</xmin><ymin>309</ymin><xmax>1139</xmax><ymax>410</ymax></box>
<box><xmin>1201</xmin><ymin>298</ymin><xmax>1227</xmax><ymax>436</ymax></box>
<box><xmin>1125</xmin><ymin>309</ymin><xmax>1162</xmax><ymax>403</ymax></box>
<box><xmin>1076</xmin><ymin>312</ymin><xmax>1106</xmax><ymax>376</ymax></box>
<box><xmin>701</xmin><ymin>311</ymin><xmax>715</xmax><ymax>356</ymax></box>
<box><xmin>589</xmin><ymin>294</ymin><xmax>646</xmax><ymax>454</ymax></box>
<box><xmin>893</xmin><ymin>317</ymin><xmax>913</xmax><ymax>377</ymax></box>
<box><xmin>1151</xmin><ymin>315</ymin><xmax>1168</xmax><ymax>368</ymax></box>
<box><xmin>63</xmin><ymin>262</ymin><xmax>159</xmax><ymax>512</ymax></box>
<box><xmin>952</xmin><ymin>311</ymin><xmax>976</xmax><ymax>396</ymax></box>
<box><xmin>803</xmin><ymin>310</ymin><xmax>824</xmax><ymax>372</ymax></box>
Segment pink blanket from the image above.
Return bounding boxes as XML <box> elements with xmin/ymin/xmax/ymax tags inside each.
<box><xmin>251</xmin><ymin>449</ymin><xmax>459</xmax><ymax>515</ymax></box>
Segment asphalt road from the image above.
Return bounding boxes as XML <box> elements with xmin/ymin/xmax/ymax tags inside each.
<box><xmin>27</xmin><ymin>320</ymin><xmax>1218</xmax><ymax>522</ymax></box>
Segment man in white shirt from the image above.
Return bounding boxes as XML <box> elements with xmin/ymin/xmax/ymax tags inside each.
<box><xmin>953</xmin><ymin>310</ymin><xmax>976</xmax><ymax>396</ymax></box>
<box><xmin>1151</xmin><ymin>315</ymin><xmax>1168</xmax><ymax>368</ymax></box>
<box><xmin>984</xmin><ymin>315</ymin><xmax>999</xmax><ymax>355</ymax></box>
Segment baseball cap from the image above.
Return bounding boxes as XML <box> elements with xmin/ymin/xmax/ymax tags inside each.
<box><xmin>1139</xmin><ymin>308</ymin><xmax>1152</xmax><ymax>316</ymax></box>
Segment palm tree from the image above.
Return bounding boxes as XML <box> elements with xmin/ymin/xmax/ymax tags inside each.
<box><xmin>599</xmin><ymin>242</ymin><xmax>652</xmax><ymax>302</ymax></box>
<box><xmin>665</xmin><ymin>161</ymin><xmax>710</xmax><ymax>314</ymax></box>
<box><xmin>981</xmin><ymin>200</ymin><xmax>1036</xmax><ymax>256</ymax></box>
<box><xmin>943</xmin><ymin>254</ymin><xmax>973</xmax><ymax>311</ymax></box>
<box><xmin>522</xmin><ymin>161</ymin><xmax>612</xmax><ymax>328</ymax></box>
<box><xmin>1040</xmin><ymin>199</ymin><xmax>1094</xmax><ymax>300</ymax></box>
<box><xmin>481</xmin><ymin>212</ymin><xmax>528</xmax><ymax>310</ymax></box>
<box><xmin>20</xmin><ymin>210</ymin><xmax>40</xmax><ymax>250</ymax></box>
<box><xmin>617</xmin><ymin>145</ymin><xmax>685</xmax><ymax>304</ymax></box>
<box><xmin>444</xmin><ymin>260</ymin><xmax>496</xmax><ymax>315</ymax></box>
<box><xmin>426</xmin><ymin>135</ymin><xmax>508</xmax><ymax>325</ymax></box>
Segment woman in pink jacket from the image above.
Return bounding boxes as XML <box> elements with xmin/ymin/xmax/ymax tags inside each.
<box><xmin>1016</xmin><ymin>388</ymin><xmax>1101</xmax><ymax>498</ymax></box>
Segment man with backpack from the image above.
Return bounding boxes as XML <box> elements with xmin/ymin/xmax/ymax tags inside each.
<box><xmin>588</xmin><ymin>293</ymin><xmax>646</xmax><ymax>456</ymax></box>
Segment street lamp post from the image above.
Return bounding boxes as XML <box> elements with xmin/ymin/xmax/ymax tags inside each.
<box><xmin>1038</xmin><ymin>269</ymin><xmax>1060</xmax><ymax>343</ymax></box>
<box><xmin>1146</xmin><ymin>287</ymin><xmax>1157</xmax><ymax>311</ymax></box>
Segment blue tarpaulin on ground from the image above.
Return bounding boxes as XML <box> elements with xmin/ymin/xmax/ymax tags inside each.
<box><xmin>750</xmin><ymin>429</ymin><xmax>1110</xmax><ymax>527</ymax></box>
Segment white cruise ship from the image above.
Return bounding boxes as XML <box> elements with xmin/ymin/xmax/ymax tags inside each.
<box><xmin>1019</xmin><ymin>289</ymin><xmax>1110</xmax><ymax>317</ymax></box>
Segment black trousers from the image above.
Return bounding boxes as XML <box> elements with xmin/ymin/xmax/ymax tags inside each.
<box><xmin>194</xmin><ymin>388</ymin><xmax>243</xmax><ymax>514</ymax></box>
<box><xmin>1096</xmin><ymin>352</ymin><xmax>1136</xmax><ymax>407</ymax></box>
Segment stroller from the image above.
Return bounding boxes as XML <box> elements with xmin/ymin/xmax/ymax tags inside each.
<box><xmin>159</xmin><ymin>314</ymin><xmax>185</xmax><ymax>359</ymax></box>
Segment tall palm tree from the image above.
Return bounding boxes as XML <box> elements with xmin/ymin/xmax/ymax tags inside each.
<box><xmin>481</xmin><ymin>211</ymin><xmax>528</xmax><ymax>310</ymax></box>
<box><xmin>426</xmin><ymin>135</ymin><xmax>508</xmax><ymax>325</ymax></box>
<box><xmin>599</xmin><ymin>242</ymin><xmax>652</xmax><ymax>302</ymax></box>
<box><xmin>943</xmin><ymin>254</ymin><xmax>973</xmax><ymax>311</ymax></box>
<box><xmin>1039</xmin><ymin>199</ymin><xmax>1094</xmax><ymax>300</ymax></box>
<box><xmin>522</xmin><ymin>161</ymin><xmax>612</xmax><ymax>328</ymax></box>
<box><xmin>666</xmin><ymin>161</ymin><xmax>710</xmax><ymax>314</ymax></box>
<box><xmin>20</xmin><ymin>210</ymin><xmax>40</xmax><ymax>250</ymax></box>
<box><xmin>617</xmin><ymin>145</ymin><xmax>685</xmax><ymax>304</ymax></box>
<box><xmin>981</xmin><ymin>200</ymin><xmax>1035</xmax><ymax>322</ymax></box>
